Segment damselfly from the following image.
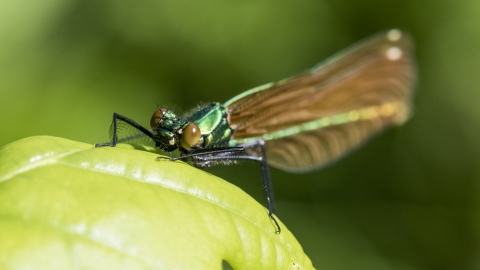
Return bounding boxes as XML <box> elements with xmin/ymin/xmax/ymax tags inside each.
<box><xmin>96</xmin><ymin>29</ymin><xmax>416</xmax><ymax>233</ymax></box>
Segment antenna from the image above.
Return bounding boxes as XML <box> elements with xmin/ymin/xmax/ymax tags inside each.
<box><xmin>151</xmin><ymin>97</ymin><xmax>161</xmax><ymax>110</ymax></box>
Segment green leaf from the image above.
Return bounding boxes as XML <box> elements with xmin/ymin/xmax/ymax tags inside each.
<box><xmin>0</xmin><ymin>136</ymin><xmax>313</xmax><ymax>270</ymax></box>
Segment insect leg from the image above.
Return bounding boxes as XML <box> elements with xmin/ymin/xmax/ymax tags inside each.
<box><xmin>182</xmin><ymin>144</ymin><xmax>281</xmax><ymax>234</ymax></box>
<box><xmin>95</xmin><ymin>113</ymin><xmax>155</xmax><ymax>147</ymax></box>
<box><xmin>245</xmin><ymin>140</ymin><xmax>279</xmax><ymax>233</ymax></box>
<box><xmin>171</xmin><ymin>147</ymin><xmax>245</xmax><ymax>160</ymax></box>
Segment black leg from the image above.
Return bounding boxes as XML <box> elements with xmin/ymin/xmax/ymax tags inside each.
<box><xmin>95</xmin><ymin>113</ymin><xmax>155</xmax><ymax>147</ymax></box>
<box><xmin>175</xmin><ymin>146</ymin><xmax>245</xmax><ymax>159</ymax></box>
<box><xmin>166</xmin><ymin>142</ymin><xmax>281</xmax><ymax>234</ymax></box>
<box><xmin>257</xmin><ymin>140</ymin><xmax>277</xmax><ymax>215</ymax></box>
<box><xmin>252</xmin><ymin>140</ymin><xmax>279</xmax><ymax>233</ymax></box>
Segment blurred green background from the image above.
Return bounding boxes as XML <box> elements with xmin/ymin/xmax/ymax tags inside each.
<box><xmin>1</xmin><ymin>0</ymin><xmax>479</xmax><ymax>269</ymax></box>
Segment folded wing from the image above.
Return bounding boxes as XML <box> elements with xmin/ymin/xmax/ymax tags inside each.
<box><xmin>225</xmin><ymin>29</ymin><xmax>416</xmax><ymax>172</ymax></box>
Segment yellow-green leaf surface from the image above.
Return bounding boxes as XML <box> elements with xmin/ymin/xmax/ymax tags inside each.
<box><xmin>0</xmin><ymin>136</ymin><xmax>313</xmax><ymax>270</ymax></box>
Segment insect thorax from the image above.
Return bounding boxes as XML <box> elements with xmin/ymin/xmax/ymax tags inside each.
<box><xmin>188</xmin><ymin>103</ymin><xmax>234</xmax><ymax>148</ymax></box>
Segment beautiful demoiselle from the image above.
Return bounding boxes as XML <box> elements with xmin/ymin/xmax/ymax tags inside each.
<box><xmin>97</xmin><ymin>29</ymin><xmax>416</xmax><ymax>233</ymax></box>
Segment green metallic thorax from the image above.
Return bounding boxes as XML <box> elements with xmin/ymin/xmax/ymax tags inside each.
<box><xmin>187</xmin><ymin>103</ymin><xmax>233</xmax><ymax>148</ymax></box>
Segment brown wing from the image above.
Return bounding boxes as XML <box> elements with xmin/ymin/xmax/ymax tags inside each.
<box><xmin>224</xmin><ymin>29</ymin><xmax>416</xmax><ymax>173</ymax></box>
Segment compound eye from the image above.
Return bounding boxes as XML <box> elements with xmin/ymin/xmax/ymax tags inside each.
<box><xmin>180</xmin><ymin>123</ymin><xmax>201</xmax><ymax>149</ymax></box>
<box><xmin>150</xmin><ymin>108</ymin><xmax>168</xmax><ymax>129</ymax></box>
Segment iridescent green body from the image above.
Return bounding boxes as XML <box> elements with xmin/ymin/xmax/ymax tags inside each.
<box><xmin>155</xmin><ymin>96</ymin><xmax>405</xmax><ymax>153</ymax></box>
